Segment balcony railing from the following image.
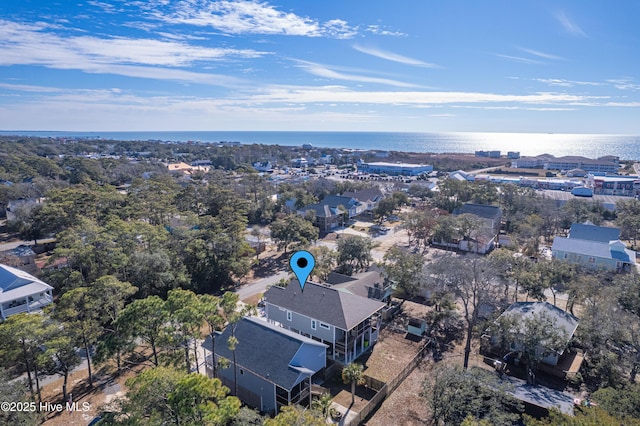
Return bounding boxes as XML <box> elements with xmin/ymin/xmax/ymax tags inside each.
<box><xmin>2</xmin><ymin>294</ymin><xmax>53</xmax><ymax>318</ymax></box>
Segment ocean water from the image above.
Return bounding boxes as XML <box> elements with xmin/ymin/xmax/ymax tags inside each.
<box><xmin>2</xmin><ymin>130</ymin><xmax>640</xmax><ymax>160</ymax></box>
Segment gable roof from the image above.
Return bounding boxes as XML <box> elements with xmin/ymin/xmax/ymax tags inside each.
<box><xmin>328</xmin><ymin>270</ymin><xmax>389</xmax><ymax>300</ymax></box>
<box><xmin>499</xmin><ymin>302</ymin><xmax>579</xmax><ymax>343</ymax></box>
<box><xmin>453</xmin><ymin>203</ymin><xmax>501</xmax><ymax>220</ymax></box>
<box><xmin>552</xmin><ymin>237</ymin><xmax>636</xmax><ymax>263</ymax></box>
<box><xmin>0</xmin><ymin>264</ymin><xmax>53</xmax><ymax>303</ymax></box>
<box><xmin>264</xmin><ymin>281</ymin><xmax>386</xmax><ymax>330</ymax></box>
<box><xmin>568</xmin><ymin>223</ymin><xmax>620</xmax><ymax>242</ymax></box>
<box><xmin>320</xmin><ymin>195</ymin><xmax>360</xmax><ymax>209</ymax></box>
<box><xmin>212</xmin><ymin>317</ymin><xmax>326</xmax><ymax>390</ymax></box>
<box><xmin>298</xmin><ymin>204</ymin><xmax>335</xmax><ymax>218</ymax></box>
<box><xmin>341</xmin><ymin>188</ymin><xmax>384</xmax><ymax>203</ymax></box>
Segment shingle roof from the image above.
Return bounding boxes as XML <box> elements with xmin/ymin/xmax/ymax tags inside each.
<box><xmin>499</xmin><ymin>301</ymin><xmax>579</xmax><ymax>344</ymax></box>
<box><xmin>0</xmin><ymin>264</ymin><xmax>53</xmax><ymax>304</ymax></box>
<box><xmin>552</xmin><ymin>237</ymin><xmax>636</xmax><ymax>263</ymax></box>
<box><xmin>211</xmin><ymin>317</ymin><xmax>326</xmax><ymax>390</ymax></box>
<box><xmin>330</xmin><ymin>270</ymin><xmax>388</xmax><ymax>300</ymax></box>
<box><xmin>568</xmin><ymin>223</ymin><xmax>620</xmax><ymax>242</ymax></box>
<box><xmin>298</xmin><ymin>204</ymin><xmax>335</xmax><ymax>218</ymax></box>
<box><xmin>341</xmin><ymin>188</ymin><xmax>384</xmax><ymax>203</ymax></box>
<box><xmin>264</xmin><ymin>281</ymin><xmax>386</xmax><ymax>330</ymax></box>
<box><xmin>453</xmin><ymin>203</ymin><xmax>501</xmax><ymax>220</ymax></box>
<box><xmin>320</xmin><ymin>195</ymin><xmax>359</xmax><ymax>209</ymax></box>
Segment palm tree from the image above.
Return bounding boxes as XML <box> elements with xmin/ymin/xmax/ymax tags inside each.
<box><xmin>341</xmin><ymin>363</ymin><xmax>366</xmax><ymax>405</ymax></box>
<box><xmin>312</xmin><ymin>392</ymin><xmax>333</xmax><ymax>420</ymax></box>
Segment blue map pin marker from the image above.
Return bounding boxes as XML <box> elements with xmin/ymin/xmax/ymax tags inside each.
<box><xmin>290</xmin><ymin>250</ymin><xmax>315</xmax><ymax>291</ymax></box>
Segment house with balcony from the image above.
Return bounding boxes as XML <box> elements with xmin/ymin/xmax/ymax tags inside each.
<box><xmin>264</xmin><ymin>280</ymin><xmax>386</xmax><ymax>365</ymax></box>
<box><xmin>205</xmin><ymin>317</ymin><xmax>326</xmax><ymax>415</ymax></box>
<box><xmin>447</xmin><ymin>203</ymin><xmax>502</xmax><ymax>254</ymax></box>
<box><xmin>341</xmin><ymin>188</ymin><xmax>385</xmax><ymax>214</ymax></box>
<box><xmin>1</xmin><ymin>264</ymin><xmax>53</xmax><ymax>320</ymax></box>
<box><xmin>551</xmin><ymin>223</ymin><xmax>636</xmax><ymax>272</ymax></box>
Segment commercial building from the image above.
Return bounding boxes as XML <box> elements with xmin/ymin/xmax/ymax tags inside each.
<box><xmin>357</xmin><ymin>161</ymin><xmax>433</xmax><ymax>176</ymax></box>
<box><xmin>511</xmin><ymin>155</ymin><xmax>619</xmax><ymax>174</ymax></box>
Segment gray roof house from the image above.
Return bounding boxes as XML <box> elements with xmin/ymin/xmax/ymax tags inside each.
<box><xmin>206</xmin><ymin>317</ymin><xmax>326</xmax><ymax>415</ymax></box>
<box><xmin>552</xmin><ymin>223</ymin><xmax>636</xmax><ymax>272</ymax></box>
<box><xmin>341</xmin><ymin>188</ymin><xmax>385</xmax><ymax>212</ymax></box>
<box><xmin>484</xmin><ymin>302</ymin><xmax>579</xmax><ymax>367</ymax></box>
<box><xmin>447</xmin><ymin>203</ymin><xmax>502</xmax><ymax>254</ymax></box>
<box><xmin>0</xmin><ymin>264</ymin><xmax>53</xmax><ymax>320</ymax></box>
<box><xmin>319</xmin><ymin>195</ymin><xmax>363</xmax><ymax>218</ymax></box>
<box><xmin>264</xmin><ymin>280</ymin><xmax>386</xmax><ymax>365</ymax></box>
<box><xmin>325</xmin><ymin>269</ymin><xmax>392</xmax><ymax>302</ymax></box>
<box><xmin>297</xmin><ymin>204</ymin><xmax>342</xmax><ymax>232</ymax></box>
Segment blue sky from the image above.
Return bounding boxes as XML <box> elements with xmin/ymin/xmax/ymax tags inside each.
<box><xmin>1</xmin><ymin>0</ymin><xmax>639</xmax><ymax>133</ymax></box>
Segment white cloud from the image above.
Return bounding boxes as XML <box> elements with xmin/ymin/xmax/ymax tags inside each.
<box><xmin>353</xmin><ymin>45</ymin><xmax>439</xmax><ymax>68</ymax></box>
<box><xmin>245</xmin><ymin>87</ymin><xmax>596</xmax><ymax>106</ymax></box>
<box><xmin>555</xmin><ymin>11</ymin><xmax>588</xmax><ymax>37</ymax></box>
<box><xmin>517</xmin><ymin>47</ymin><xmax>564</xmax><ymax>61</ymax></box>
<box><xmin>534</xmin><ymin>78</ymin><xmax>603</xmax><ymax>88</ymax></box>
<box><xmin>0</xmin><ymin>83</ymin><xmax>64</xmax><ymax>93</ymax></box>
<box><xmin>607</xmin><ymin>78</ymin><xmax>640</xmax><ymax>91</ymax></box>
<box><xmin>495</xmin><ymin>54</ymin><xmax>542</xmax><ymax>65</ymax></box>
<box><xmin>152</xmin><ymin>0</ymin><xmax>358</xmax><ymax>38</ymax></box>
<box><xmin>0</xmin><ymin>19</ymin><xmax>268</xmax><ymax>85</ymax></box>
<box><xmin>365</xmin><ymin>25</ymin><xmax>406</xmax><ymax>37</ymax></box>
<box><xmin>295</xmin><ymin>61</ymin><xmax>419</xmax><ymax>88</ymax></box>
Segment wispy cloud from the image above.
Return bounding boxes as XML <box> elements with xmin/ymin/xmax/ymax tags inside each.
<box><xmin>533</xmin><ymin>78</ymin><xmax>603</xmax><ymax>88</ymax></box>
<box><xmin>295</xmin><ymin>60</ymin><xmax>419</xmax><ymax>88</ymax></box>
<box><xmin>555</xmin><ymin>11</ymin><xmax>588</xmax><ymax>37</ymax></box>
<box><xmin>151</xmin><ymin>0</ymin><xmax>358</xmax><ymax>39</ymax></box>
<box><xmin>495</xmin><ymin>54</ymin><xmax>543</xmax><ymax>65</ymax></box>
<box><xmin>365</xmin><ymin>25</ymin><xmax>406</xmax><ymax>37</ymax></box>
<box><xmin>353</xmin><ymin>45</ymin><xmax>439</xmax><ymax>68</ymax></box>
<box><xmin>245</xmin><ymin>87</ymin><xmax>596</xmax><ymax>106</ymax></box>
<box><xmin>517</xmin><ymin>47</ymin><xmax>564</xmax><ymax>61</ymax></box>
<box><xmin>0</xmin><ymin>83</ymin><xmax>64</xmax><ymax>93</ymax></box>
<box><xmin>0</xmin><ymin>19</ymin><xmax>269</xmax><ymax>85</ymax></box>
<box><xmin>607</xmin><ymin>78</ymin><xmax>640</xmax><ymax>91</ymax></box>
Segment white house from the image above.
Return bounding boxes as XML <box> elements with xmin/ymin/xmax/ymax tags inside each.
<box><xmin>0</xmin><ymin>264</ymin><xmax>53</xmax><ymax>320</ymax></box>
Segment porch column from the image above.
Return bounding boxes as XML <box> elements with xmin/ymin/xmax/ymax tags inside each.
<box><xmin>352</xmin><ymin>337</ymin><xmax>356</xmax><ymax>361</ymax></box>
<box><xmin>345</xmin><ymin>332</ymin><xmax>348</xmax><ymax>363</ymax></box>
<box><xmin>332</xmin><ymin>327</ymin><xmax>336</xmax><ymax>360</ymax></box>
<box><xmin>0</xmin><ymin>303</ymin><xmax>4</xmax><ymax>320</ymax></box>
<box><xmin>25</xmin><ymin>296</ymin><xmax>31</xmax><ymax>313</ymax></box>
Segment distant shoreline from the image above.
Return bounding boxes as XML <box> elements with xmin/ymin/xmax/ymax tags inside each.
<box><xmin>2</xmin><ymin>130</ymin><xmax>640</xmax><ymax>161</ymax></box>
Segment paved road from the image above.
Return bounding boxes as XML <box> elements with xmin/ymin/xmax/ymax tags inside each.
<box><xmin>235</xmin><ymin>270</ymin><xmax>290</xmax><ymax>302</ymax></box>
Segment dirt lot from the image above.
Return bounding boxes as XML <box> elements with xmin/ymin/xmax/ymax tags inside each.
<box><xmin>364</xmin><ymin>301</ymin><xmax>432</xmax><ymax>383</ymax></box>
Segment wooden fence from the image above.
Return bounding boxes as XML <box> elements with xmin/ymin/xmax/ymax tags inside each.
<box><xmin>346</xmin><ymin>340</ymin><xmax>432</xmax><ymax>426</ymax></box>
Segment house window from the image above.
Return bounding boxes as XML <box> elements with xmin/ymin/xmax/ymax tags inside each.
<box><xmin>240</xmin><ymin>369</ymin><xmax>244</xmax><ymax>375</ymax></box>
<box><xmin>287</xmin><ymin>311</ymin><xmax>292</xmax><ymax>321</ymax></box>
<box><xmin>320</xmin><ymin>322</ymin><xmax>330</xmax><ymax>330</ymax></box>
<box><xmin>311</xmin><ymin>320</ymin><xmax>317</xmax><ymax>330</ymax></box>
<box><xmin>563</xmin><ymin>253</ymin><xmax>568</xmax><ymax>259</ymax></box>
<box><xmin>589</xmin><ymin>257</ymin><xmax>596</xmax><ymax>264</ymax></box>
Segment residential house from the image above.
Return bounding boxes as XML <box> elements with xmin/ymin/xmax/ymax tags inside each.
<box><xmin>442</xmin><ymin>203</ymin><xmax>502</xmax><ymax>254</ymax></box>
<box><xmin>264</xmin><ymin>280</ymin><xmax>386</xmax><ymax>365</ymax></box>
<box><xmin>341</xmin><ymin>188</ymin><xmax>385</xmax><ymax>213</ymax></box>
<box><xmin>0</xmin><ymin>245</ymin><xmax>37</xmax><ymax>274</ymax></box>
<box><xmin>483</xmin><ymin>302</ymin><xmax>579</xmax><ymax>368</ymax></box>
<box><xmin>6</xmin><ymin>198</ymin><xmax>44</xmax><ymax>222</ymax></box>
<box><xmin>325</xmin><ymin>267</ymin><xmax>392</xmax><ymax>302</ymax></box>
<box><xmin>252</xmin><ymin>161</ymin><xmax>274</xmax><ymax>172</ymax></box>
<box><xmin>319</xmin><ymin>195</ymin><xmax>363</xmax><ymax>218</ymax></box>
<box><xmin>297</xmin><ymin>204</ymin><xmax>342</xmax><ymax>232</ymax></box>
<box><xmin>206</xmin><ymin>317</ymin><xmax>327</xmax><ymax>415</ymax></box>
<box><xmin>551</xmin><ymin>223</ymin><xmax>636</xmax><ymax>272</ymax></box>
<box><xmin>0</xmin><ymin>264</ymin><xmax>54</xmax><ymax>320</ymax></box>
